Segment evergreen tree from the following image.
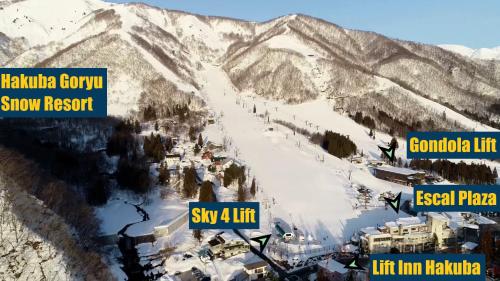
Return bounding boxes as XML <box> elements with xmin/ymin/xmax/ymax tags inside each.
<box><xmin>253</xmin><ymin>104</ymin><xmax>257</xmax><ymax>114</ymax></box>
<box><xmin>193</xmin><ymin>229</ymin><xmax>202</xmax><ymax>242</ymax></box>
<box><xmin>390</xmin><ymin>137</ymin><xmax>399</xmax><ymax>149</ymax></box>
<box><xmin>237</xmin><ymin>182</ymin><xmax>247</xmax><ymax>202</ymax></box>
<box><xmin>410</xmin><ymin>159</ymin><xmax>496</xmax><ymax>184</ymax></box>
<box><xmin>189</xmin><ymin>126</ymin><xmax>197</xmax><ymax>142</ymax></box>
<box><xmin>144</xmin><ymin>133</ymin><xmax>165</xmax><ymax>162</ymax></box>
<box><xmin>183</xmin><ymin>167</ymin><xmax>198</xmax><ymax>198</ymax></box>
<box><xmin>493</xmin><ymin>167</ymin><xmax>498</xmax><ymax>179</ymax></box>
<box><xmin>116</xmin><ymin>156</ymin><xmax>151</xmax><ymax>194</ymax></box>
<box><xmin>154</xmin><ymin>121</ymin><xmax>159</xmax><ymax>131</ymax></box>
<box><xmin>319</xmin><ymin>131</ymin><xmax>357</xmax><ymax>158</ymax></box>
<box><xmin>197</xmin><ymin>133</ymin><xmax>204</xmax><ymax>147</ymax></box>
<box><xmin>193</xmin><ymin>144</ymin><xmax>201</xmax><ymax>155</ymax></box>
<box><xmin>158</xmin><ymin>162</ymin><xmax>170</xmax><ymax>185</ymax></box>
<box><xmin>223</xmin><ymin>163</ymin><xmax>246</xmax><ymax>187</ymax></box>
<box><xmin>199</xmin><ymin>181</ymin><xmax>214</xmax><ymax>202</ymax></box>
<box><xmin>250</xmin><ymin>178</ymin><xmax>257</xmax><ymax>197</ymax></box>
<box><xmin>164</xmin><ymin>137</ymin><xmax>173</xmax><ymax>152</ymax></box>
<box><xmin>143</xmin><ymin>105</ymin><xmax>157</xmax><ymax>121</ymax></box>
<box><xmin>134</xmin><ymin>120</ymin><xmax>141</xmax><ymax>134</ymax></box>
<box><xmin>106</xmin><ymin>120</ymin><xmax>138</xmax><ymax>157</ymax></box>
<box><xmin>354</xmin><ymin>112</ymin><xmax>363</xmax><ymax>123</ymax></box>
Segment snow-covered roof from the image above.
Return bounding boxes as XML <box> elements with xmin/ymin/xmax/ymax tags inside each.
<box><xmin>461</xmin><ymin>242</ymin><xmax>478</xmax><ymax>250</ymax></box>
<box><xmin>385</xmin><ymin>222</ymin><xmax>398</xmax><ymax>227</ymax></box>
<box><xmin>385</xmin><ymin>217</ymin><xmax>422</xmax><ymax>228</ymax></box>
<box><xmin>360</xmin><ymin>227</ymin><xmax>382</xmax><ymax>235</ymax></box>
<box><xmin>341</xmin><ymin>244</ymin><xmax>358</xmax><ymax>253</ymax></box>
<box><xmin>428</xmin><ymin>212</ymin><xmax>449</xmax><ymax>221</ymax></box>
<box><xmin>375</xmin><ymin>166</ymin><xmax>423</xmax><ymax>176</ymax></box>
<box><xmin>318</xmin><ymin>259</ymin><xmax>348</xmax><ymax>274</ymax></box>
<box><xmin>396</xmin><ymin>217</ymin><xmax>422</xmax><ymax>226</ymax></box>
<box><xmin>429</xmin><ymin>212</ymin><xmax>496</xmax><ymax>230</ymax></box>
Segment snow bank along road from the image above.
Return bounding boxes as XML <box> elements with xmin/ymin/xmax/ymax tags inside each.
<box><xmin>199</xmin><ymin>64</ymin><xmax>407</xmax><ymax>245</ymax></box>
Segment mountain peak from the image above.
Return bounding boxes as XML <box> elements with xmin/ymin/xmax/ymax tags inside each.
<box><xmin>439</xmin><ymin>44</ymin><xmax>500</xmax><ymax>60</ymax></box>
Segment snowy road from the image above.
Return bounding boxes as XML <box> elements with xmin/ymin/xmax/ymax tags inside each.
<box><xmin>200</xmin><ymin>64</ymin><xmax>407</xmax><ymax>244</ymax></box>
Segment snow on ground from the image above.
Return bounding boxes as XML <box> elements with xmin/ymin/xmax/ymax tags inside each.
<box><xmin>0</xmin><ymin>0</ymin><xmax>105</xmax><ymax>47</ymax></box>
<box><xmin>266</xmin><ymin>33</ymin><xmax>318</xmax><ymax>57</ymax></box>
<box><xmin>95</xmin><ymin>189</ymin><xmax>188</xmax><ymax>236</ymax></box>
<box><xmin>95</xmin><ymin>192</ymin><xmax>142</xmax><ymax>235</ymax></box>
<box><xmin>199</xmin><ymin>63</ymin><xmax>412</xmax><ymax>245</ymax></box>
<box><xmin>439</xmin><ymin>44</ymin><xmax>500</xmax><ymax>60</ymax></box>
<box><xmin>127</xmin><ymin>190</ymin><xmax>188</xmax><ymax>237</ymax></box>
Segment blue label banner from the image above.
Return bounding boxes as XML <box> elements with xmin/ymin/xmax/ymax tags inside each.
<box><xmin>407</xmin><ymin>131</ymin><xmax>500</xmax><ymax>159</ymax></box>
<box><xmin>189</xmin><ymin>202</ymin><xmax>259</xmax><ymax>229</ymax></box>
<box><xmin>0</xmin><ymin>68</ymin><xmax>107</xmax><ymax>117</ymax></box>
<box><xmin>413</xmin><ymin>185</ymin><xmax>499</xmax><ymax>212</ymax></box>
<box><xmin>370</xmin><ymin>254</ymin><xmax>485</xmax><ymax>281</ymax></box>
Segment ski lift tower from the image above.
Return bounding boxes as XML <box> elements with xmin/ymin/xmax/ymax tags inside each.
<box><xmin>327</xmin><ymin>92</ymin><xmax>348</xmax><ymax>113</ymax></box>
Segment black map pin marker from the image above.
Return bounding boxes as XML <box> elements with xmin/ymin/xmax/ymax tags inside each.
<box><xmin>384</xmin><ymin>192</ymin><xmax>402</xmax><ymax>213</ymax></box>
<box><xmin>378</xmin><ymin>142</ymin><xmax>396</xmax><ymax>162</ymax></box>
<box><xmin>250</xmin><ymin>234</ymin><xmax>272</xmax><ymax>253</ymax></box>
<box><xmin>344</xmin><ymin>256</ymin><xmax>364</xmax><ymax>270</ymax></box>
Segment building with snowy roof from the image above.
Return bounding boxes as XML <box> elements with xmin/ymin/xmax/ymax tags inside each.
<box><xmin>243</xmin><ymin>260</ymin><xmax>268</xmax><ymax>280</ymax></box>
<box><xmin>461</xmin><ymin>242</ymin><xmax>478</xmax><ymax>253</ymax></box>
<box><xmin>427</xmin><ymin>212</ymin><xmax>496</xmax><ymax>249</ymax></box>
<box><xmin>361</xmin><ymin>216</ymin><xmax>433</xmax><ymax>254</ymax></box>
<box><xmin>360</xmin><ymin>212</ymin><xmax>496</xmax><ymax>254</ymax></box>
<box><xmin>373</xmin><ymin>166</ymin><xmax>425</xmax><ymax>186</ymax></box>
<box><xmin>317</xmin><ymin>259</ymin><xmax>350</xmax><ymax>281</ymax></box>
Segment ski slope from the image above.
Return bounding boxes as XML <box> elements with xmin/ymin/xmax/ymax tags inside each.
<box><xmin>200</xmin><ymin>64</ymin><xmax>411</xmax><ymax>244</ymax></box>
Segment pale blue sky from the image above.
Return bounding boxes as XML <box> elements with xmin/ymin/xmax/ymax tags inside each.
<box><xmin>108</xmin><ymin>0</ymin><xmax>500</xmax><ymax>48</ymax></box>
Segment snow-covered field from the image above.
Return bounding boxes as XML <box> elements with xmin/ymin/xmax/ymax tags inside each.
<box><xmin>95</xmin><ymin>189</ymin><xmax>188</xmax><ymax>236</ymax></box>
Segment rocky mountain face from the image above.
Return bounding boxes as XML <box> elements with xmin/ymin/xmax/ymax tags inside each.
<box><xmin>1</xmin><ymin>0</ymin><xmax>499</xmax><ymax>125</ymax></box>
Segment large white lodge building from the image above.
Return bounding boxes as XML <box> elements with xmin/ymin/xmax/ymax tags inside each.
<box><xmin>359</xmin><ymin>212</ymin><xmax>495</xmax><ymax>254</ymax></box>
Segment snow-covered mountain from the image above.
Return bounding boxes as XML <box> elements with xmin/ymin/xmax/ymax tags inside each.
<box><xmin>1</xmin><ymin>0</ymin><xmax>499</xmax><ymax>130</ymax></box>
<box><xmin>439</xmin><ymin>44</ymin><xmax>500</xmax><ymax>61</ymax></box>
<box><xmin>1</xmin><ymin>1</ymin><xmax>499</xmax><ymax>279</ymax></box>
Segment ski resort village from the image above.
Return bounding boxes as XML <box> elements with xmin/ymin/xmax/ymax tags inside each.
<box><xmin>87</xmin><ymin>88</ymin><xmax>499</xmax><ymax>281</ymax></box>
<box><xmin>0</xmin><ymin>0</ymin><xmax>500</xmax><ymax>280</ymax></box>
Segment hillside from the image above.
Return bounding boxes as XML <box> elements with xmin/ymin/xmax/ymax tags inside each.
<box><xmin>0</xmin><ymin>147</ymin><xmax>114</xmax><ymax>281</ymax></box>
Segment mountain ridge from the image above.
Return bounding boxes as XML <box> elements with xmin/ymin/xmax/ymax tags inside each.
<box><xmin>1</xmin><ymin>0</ymin><xmax>499</xmax><ymax>131</ymax></box>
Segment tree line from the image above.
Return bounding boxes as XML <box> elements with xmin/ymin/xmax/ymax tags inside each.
<box><xmin>142</xmin><ymin>103</ymin><xmax>191</xmax><ymax>122</ymax></box>
<box><xmin>409</xmin><ymin>159</ymin><xmax>497</xmax><ymax>184</ymax></box>
<box><xmin>311</xmin><ymin>130</ymin><xmax>357</xmax><ymax>158</ymax></box>
<box><xmin>273</xmin><ymin>120</ymin><xmax>358</xmax><ymax>159</ymax></box>
<box><xmin>106</xmin><ymin>120</ymin><xmax>152</xmax><ymax>195</ymax></box>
